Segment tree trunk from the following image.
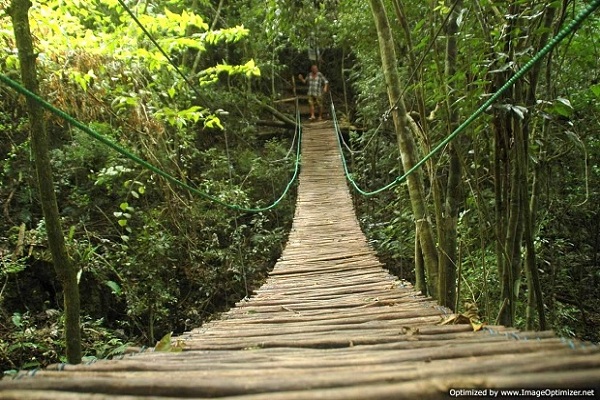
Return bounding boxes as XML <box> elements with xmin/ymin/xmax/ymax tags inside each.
<box><xmin>492</xmin><ymin>1</ymin><xmax>523</xmax><ymax>328</ymax></box>
<box><xmin>496</xmin><ymin>1</ymin><xmax>557</xmax><ymax>328</ymax></box>
<box><xmin>392</xmin><ymin>0</ymin><xmax>439</xmax><ymax>297</ymax></box>
<box><xmin>414</xmin><ymin>224</ymin><xmax>427</xmax><ymax>294</ymax></box>
<box><xmin>10</xmin><ymin>0</ymin><xmax>81</xmax><ymax>364</ymax></box>
<box><xmin>438</xmin><ymin>0</ymin><xmax>463</xmax><ymax>309</ymax></box>
<box><xmin>368</xmin><ymin>0</ymin><xmax>439</xmax><ymax>295</ymax></box>
<box><xmin>499</xmin><ymin>103</ymin><xmax>526</xmax><ymax>327</ymax></box>
<box><xmin>520</xmin><ymin>2</ymin><xmax>558</xmax><ymax>332</ymax></box>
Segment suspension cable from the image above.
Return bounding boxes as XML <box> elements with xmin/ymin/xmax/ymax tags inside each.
<box><xmin>334</xmin><ymin>0</ymin><xmax>600</xmax><ymax>196</ymax></box>
<box><xmin>0</xmin><ymin>73</ymin><xmax>302</xmax><ymax>212</ymax></box>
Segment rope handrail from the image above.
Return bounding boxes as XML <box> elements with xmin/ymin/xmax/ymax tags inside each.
<box><xmin>0</xmin><ymin>72</ymin><xmax>302</xmax><ymax>213</ymax></box>
<box><xmin>268</xmin><ymin>122</ymin><xmax>301</xmax><ymax>163</ymax></box>
<box><xmin>333</xmin><ymin>0</ymin><xmax>600</xmax><ymax>197</ymax></box>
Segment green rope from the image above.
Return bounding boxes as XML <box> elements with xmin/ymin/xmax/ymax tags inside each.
<box><xmin>0</xmin><ymin>73</ymin><xmax>301</xmax><ymax>212</ymax></box>
<box><xmin>334</xmin><ymin>0</ymin><xmax>600</xmax><ymax>197</ymax></box>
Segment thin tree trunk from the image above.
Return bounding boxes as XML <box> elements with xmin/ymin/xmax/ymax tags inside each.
<box><xmin>182</xmin><ymin>0</ymin><xmax>199</xmax><ymax>68</ymax></box>
<box><xmin>521</xmin><ymin>2</ymin><xmax>558</xmax><ymax>332</ymax></box>
<box><xmin>392</xmin><ymin>1</ymin><xmax>440</xmax><ymax>297</ymax></box>
<box><xmin>499</xmin><ymin>110</ymin><xmax>526</xmax><ymax>327</ymax></box>
<box><xmin>9</xmin><ymin>0</ymin><xmax>81</xmax><ymax>364</ymax></box>
<box><xmin>414</xmin><ymin>225</ymin><xmax>426</xmax><ymax>294</ymax></box>
<box><xmin>341</xmin><ymin>48</ymin><xmax>350</xmax><ymax>118</ymax></box>
<box><xmin>494</xmin><ymin>1</ymin><xmax>522</xmax><ymax>327</ymax></box>
<box><xmin>438</xmin><ymin>0</ymin><xmax>463</xmax><ymax>309</ymax></box>
<box><xmin>368</xmin><ymin>0</ymin><xmax>439</xmax><ymax>295</ymax></box>
<box><xmin>391</xmin><ymin>0</ymin><xmax>429</xmax><ymax>135</ymax></box>
<box><xmin>502</xmin><ymin>1</ymin><xmax>558</xmax><ymax>330</ymax></box>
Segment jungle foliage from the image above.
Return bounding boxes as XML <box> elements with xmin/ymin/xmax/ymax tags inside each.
<box><xmin>335</xmin><ymin>0</ymin><xmax>600</xmax><ymax>342</ymax></box>
<box><xmin>0</xmin><ymin>0</ymin><xmax>296</xmax><ymax>371</ymax></box>
<box><xmin>0</xmin><ymin>0</ymin><xmax>599</xmax><ymax>373</ymax></box>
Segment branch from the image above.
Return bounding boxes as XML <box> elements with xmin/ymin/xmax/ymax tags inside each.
<box><xmin>253</xmin><ymin>98</ymin><xmax>298</xmax><ymax>129</ymax></box>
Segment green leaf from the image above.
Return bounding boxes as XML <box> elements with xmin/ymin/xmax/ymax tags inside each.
<box><xmin>119</xmin><ymin>202</ymin><xmax>129</xmax><ymax>211</ymax></box>
<box><xmin>68</xmin><ymin>225</ymin><xmax>76</xmax><ymax>240</ymax></box>
<box><xmin>244</xmin><ymin>59</ymin><xmax>261</xmax><ymax>77</ymax></box>
<box><xmin>22</xmin><ymin>361</ymin><xmax>42</xmax><ymax>369</ymax></box>
<box><xmin>106</xmin><ymin>280</ymin><xmax>122</xmax><ymax>295</ymax></box>
<box><xmin>11</xmin><ymin>313</ymin><xmax>22</xmax><ymax>329</ymax></box>
<box><xmin>204</xmin><ymin>116</ymin><xmax>224</xmax><ymax>130</ymax></box>
<box><xmin>118</xmin><ymin>219</ymin><xmax>128</xmax><ymax>227</ymax></box>
<box><xmin>154</xmin><ymin>332</ymin><xmax>184</xmax><ymax>352</ymax></box>
<box><xmin>154</xmin><ymin>332</ymin><xmax>173</xmax><ymax>352</ymax></box>
<box><xmin>550</xmin><ymin>97</ymin><xmax>573</xmax><ymax>117</ymax></box>
<box><xmin>510</xmin><ymin>105</ymin><xmax>527</xmax><ymax>119</ymax></box>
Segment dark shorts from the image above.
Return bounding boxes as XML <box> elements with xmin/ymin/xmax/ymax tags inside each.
<box><xmin>308</xmin><ymin>95</ymin><xmax>322</xmax><ymax>107</ymax></box>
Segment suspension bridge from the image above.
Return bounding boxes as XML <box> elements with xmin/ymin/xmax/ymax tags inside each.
<box><xmin>1</xmin><ymin>120</ymin><xmax>599</xmax><ymax>399</ymax></box>
<box><xmin>2</xmin><ymin>1</ymin><xmax>600</xmax><ymax>397</ymax></box>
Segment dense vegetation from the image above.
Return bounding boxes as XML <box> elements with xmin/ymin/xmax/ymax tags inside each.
<box><xmin>337</xmin><ymin>0</ymin><xmax>600</xmax><ymax>342</ymax></box>
<box><xmin>1</xmin><ymin>0</ymin><xmax>599</xmax><ymax>373</ymax></box>
<box><xmin>0</xmin><ymin>0</ymin><xmax>297</xmax><ymax>371</ymax></box>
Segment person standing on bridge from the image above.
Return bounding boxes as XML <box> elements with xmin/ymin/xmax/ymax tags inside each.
<box><xmin>298</xmin><ymin>64</ymin><xmax>329</xmax><ymax>121</ymax></box>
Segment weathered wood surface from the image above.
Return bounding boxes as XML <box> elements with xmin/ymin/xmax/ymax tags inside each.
<box><xmin>2</xmin><ymin>121</ymin><xmax>599</xmax><ymax>399</ymax></box>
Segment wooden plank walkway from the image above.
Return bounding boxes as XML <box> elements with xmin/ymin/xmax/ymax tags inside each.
<box><xmin>1</xmin><ymin>122</ymin><xmax>599</xmax><ymax>399</ymax></box>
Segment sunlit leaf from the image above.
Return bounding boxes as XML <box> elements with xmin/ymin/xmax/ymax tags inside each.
<box><xmin>154</xmin><ymin>332</ymin><xmax>183</xmax><ymax>352</ymax></box>
<box><xmin>11</xmin><ymin>313</ymin><xmax>22</xmax><ymax>329</ymax></box>
<box><xmin>154</xmin><ymin>332</ymin><xmax>173</xmax><ymax>352</ymax></box>
<box><xmin>471</xmin><ymin>321</ymin><xmax>486</xmax><ymax>332</ymax></box>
